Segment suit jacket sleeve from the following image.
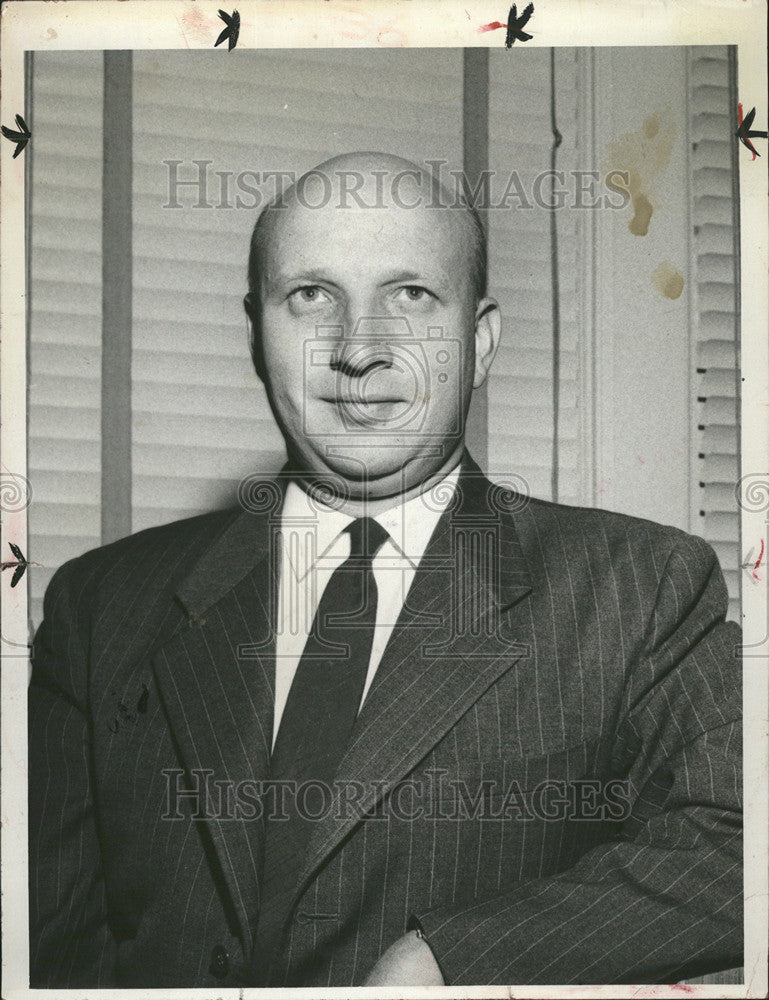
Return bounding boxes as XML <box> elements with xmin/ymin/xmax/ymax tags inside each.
<box><xmin>28</xmin><ymin>559</ymin><xmax>118</xmax><ymax>987</ymax></box>
<box><xmin>411</xmin><ymin>533</ymin><xmax>743</xmax><ymax>985</ymax></box>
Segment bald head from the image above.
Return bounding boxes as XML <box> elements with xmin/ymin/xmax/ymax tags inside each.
<box><xmin>247</xmin><ymin>152</ymin><xmax>487</xmax><ymax>306</ymax></box>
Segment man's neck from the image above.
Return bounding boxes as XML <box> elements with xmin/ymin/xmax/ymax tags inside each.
<box><xmin>290</xmin><ymin>446</ymin><xmax>466</xmax><ymax>519</ymax></box>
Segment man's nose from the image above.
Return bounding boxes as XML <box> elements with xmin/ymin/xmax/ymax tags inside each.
<box><xmin>329</xmin><ymin>315</ymin><xmax>401</xmax><ymax>378</ymax></box>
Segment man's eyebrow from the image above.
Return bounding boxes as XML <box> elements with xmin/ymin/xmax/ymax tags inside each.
<box><xmin>379</xmin><ymin>271</ymin><xmax>423</xmax><ymax>284</ymax></box>
<box><xmin>378</xmin><ymin>270</ymin><xmax>451</xmax><ymax>289</ymax></box>
<box><xmin>265</xmin><ymin>267</ymin><xmax>340</xmax><ymax>289</ymax></box>
<box><xmin>278</xmin><ymin>267</ymin><xmax>335</xmax><ymax>282</ymax></box>
<box><xmin>266</xmin><ymin>268</ymin><xmax>452</xmax><ymax>291</ymax></box>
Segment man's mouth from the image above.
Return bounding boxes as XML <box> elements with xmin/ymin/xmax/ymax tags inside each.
<box><xmin>320</xmin><ymin>395</ymin><xmax>409</xmax><ymax>424</ymax></box>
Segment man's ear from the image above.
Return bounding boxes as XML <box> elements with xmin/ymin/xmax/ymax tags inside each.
<box><xmin>244</xmin><ymin>292</ymin><xmax>267</xmax><ymax>383</ymax></box>
<box><xmin>472</xmin><ymin>297</ymin><xmax>501</xmax><ymax>389</ymax></box>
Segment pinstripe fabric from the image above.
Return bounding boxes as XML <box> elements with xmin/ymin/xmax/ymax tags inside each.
<box><xmin>28</xmin><ymin>456</ymin><xmax>742</xmax><ymax>987</ymax></box>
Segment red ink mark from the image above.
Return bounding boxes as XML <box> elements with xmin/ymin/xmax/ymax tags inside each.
<box><xmin>480</xmin><ymin>3</ymin><xmax>536</xmax><ymax>45</ymax></box>
<box><xmin>597</xmin><ymin>477</ymin><xmax>613</xmax><ymax>494</ymax></box>
<box><xmin>753</xmin><ymin>538</ymin><xmax>764</xmax><ymax>580</ymax></box>
<box><xmin>177</xmin><ymin>7</ymin><xmax>210</xmax><ymax>48</ymax></box>
<box><xmin>737</xmin><ymin>103</ymin><xmax>767</xmax><ymax>160</ymax></box>
<box><xmin>636</xmin><ymin>455</ymin><xmax>646</xmax><ymax>465</ymax></box>
<box><xmin>737</xmin><ymin>103</ymin><xmax>757</xmax><ymax>160</ymax></box>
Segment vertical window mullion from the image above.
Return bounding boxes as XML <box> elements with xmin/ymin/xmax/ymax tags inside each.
<box><xmin>101</xmin><ymin>50</ymin><xmax>133</xmax><ymax>544</ymax></box>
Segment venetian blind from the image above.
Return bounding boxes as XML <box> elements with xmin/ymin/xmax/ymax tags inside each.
<box><xmin>486</xmin><ymin>48</ymin><xmax>583</xmax><ymax>505</ymax></box>
<box><xmin>131</xmin><ymin>49</ymin><xmax>464</xmax><ymax>534</ymax></box>
<box><xmin>688</xmin><ymin>47</ymin><xmax>741</xmax><ymax>623</ymax></box>
<box><xmin>27</xmin><ymin>51</ymin><xmax>103</xmax><ymax>628</ymax></box>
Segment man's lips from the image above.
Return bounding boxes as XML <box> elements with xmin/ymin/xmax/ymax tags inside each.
<box><xmin>319</xmin><ymin>395</ymin><xmax>410</xmax><ymax>425</ymax></box>
<box><xmin>321</xmin><ymin>395</ymin><xmax>406</xmax><ymax>405</ymax></box>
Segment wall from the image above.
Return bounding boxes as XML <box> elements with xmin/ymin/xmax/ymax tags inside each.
<box><xmin>590</xmin><ymin>47</ymin><xmax>693</xmax><ymax>532</ymax></box>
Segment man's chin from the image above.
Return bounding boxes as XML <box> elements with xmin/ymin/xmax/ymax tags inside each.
<box><xmin>319</xmin><ymin>446</ymin><xmax>414</xmax><ymax>490</ymax></box>
<box><xmin>299</xmin><ymin>439</ymin><xmax>461</xmax><ymax>500</ymax></box>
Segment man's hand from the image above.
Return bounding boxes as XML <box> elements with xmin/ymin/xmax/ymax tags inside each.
<box><xmin>363</xmin><ymin>930</ymin><xmax>445</xmax><ymax>986</ymax></box>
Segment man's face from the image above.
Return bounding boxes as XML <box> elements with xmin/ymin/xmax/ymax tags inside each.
<box><xmin>252</xmin><ymin>191</ymin><xmax>498</xmax><ymax>500</ymax></box>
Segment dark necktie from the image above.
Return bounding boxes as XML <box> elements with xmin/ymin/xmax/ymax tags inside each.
<box><xmin>253</xmin><ymin>516</ymin><xmax>390</xmax><ymax>971</ymax></box>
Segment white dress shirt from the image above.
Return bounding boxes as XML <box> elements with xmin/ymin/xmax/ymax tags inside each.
<box><xmin>272</xmin><ymin>466</ymin><xmax>460</xmax><ymax>746</ymax></box>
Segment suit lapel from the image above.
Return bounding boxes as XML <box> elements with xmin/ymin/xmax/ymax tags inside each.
<box><xmin>296</xmin><ymin>460</ymin><xmax>534</xmax><ymax>895</ymax></box>
<box><xmin>151</xmin><ymin>496</ymin><xmax>282</xmax><ymax>951</ymax></box>
<box><xmin>148</xmin><ymin>462</ymin><xmax>535</xmax><ymax>948</ymax></box>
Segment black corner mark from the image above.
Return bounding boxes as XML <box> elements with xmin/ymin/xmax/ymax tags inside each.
<box><xmin>2</xmin><ymin>541</ymin><xmax>28</xmax><ymax>588</ymax></box>
<box><xmin>215</xmin><ymin>9</ymin><xmax>240</xmax><ymax>51</ymax></box>
<box><xmin>506</xmin><ymin>3</ymin><xmax>534</xmax><ymax>48</ymax></box>
<box><xmin>1</xmin><ymin>114</ymin><xmax>31</xmax><ymax>158</ymax></box>
<box><xmin>736</xmin><ymin>104</ymin><xmax>767</xmax><ymax>158</ymax></box>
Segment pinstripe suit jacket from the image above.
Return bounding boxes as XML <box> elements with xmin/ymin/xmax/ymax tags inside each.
<box><xmin>29</xmin><ymin>456</ymin><xmax>743</xmax><ymax>987</ymax></box>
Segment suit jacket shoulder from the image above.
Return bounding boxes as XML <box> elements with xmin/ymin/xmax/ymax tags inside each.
<box><xmin>33</xmin><ymin>507</ymin><xmax>243</xmax><ymax>692</ymax></box>
<box><xmin>515</xmin><ymin>493</ymin><xmax>721</xmax><ymax>596</ymax></box>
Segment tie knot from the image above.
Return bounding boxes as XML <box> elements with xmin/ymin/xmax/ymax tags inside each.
<box><xmin>346</xmin><ymin>517</ymin><xmax>389</xmax><ymax>561</ymax></box>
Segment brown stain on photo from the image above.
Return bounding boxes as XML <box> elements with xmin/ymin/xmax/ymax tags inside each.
<box><xmin>651</xmin><ymin>260</ymin><xmax>685</xmax><ymax>300</ymax></box>
<box><xmin>604</xmin><ymin>109</ymin><xmax>676</xmax><ymax>236</ymax></box>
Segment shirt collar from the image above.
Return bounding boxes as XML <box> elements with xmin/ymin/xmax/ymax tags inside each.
<box><xmin>280</xmin><ymin>465</ymin><xmax>461</xmax><ymax>582</ymax></box>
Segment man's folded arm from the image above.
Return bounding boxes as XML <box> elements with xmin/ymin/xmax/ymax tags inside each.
<box><xmin>411</xmin><ymin>533</ymin><xmax>743</xmax><ymax>985</ymax></box>
<box><xmin>28</xmin><ymin>559</ymin><xmax>118</xmax><ymax>987</ymax></box>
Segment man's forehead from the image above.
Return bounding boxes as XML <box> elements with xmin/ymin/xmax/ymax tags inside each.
<box><xmin>249</xmin><ymin>154</ymin><xmax>485</xmax><ymax>299</ymax></box>
<box><xmin>266</xmin><ymin>197</ymin><xmax>467</xmax><ymax>269</ymax></box>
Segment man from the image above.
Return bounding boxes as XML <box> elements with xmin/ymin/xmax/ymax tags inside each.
<box><xmin>29</xmin><ymin>153</ymin><xmax>742</xmax><ymax>988</ymax></box>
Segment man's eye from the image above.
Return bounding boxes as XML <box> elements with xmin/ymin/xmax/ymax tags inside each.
<box><xmin>396</xmin><ymin>286</ymin><xmax>433</xmax><ymax>302</ymax></box>
<box><xmin>290</xmin><ymin>286</ymin><xmax>329</xmax><ymax>304</ymax></box>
